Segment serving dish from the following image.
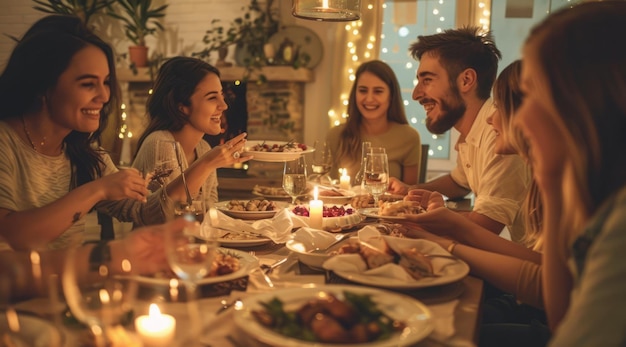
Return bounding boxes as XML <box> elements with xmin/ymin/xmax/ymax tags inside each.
<box><xmin>323</xmin><ymin>237</ymin><xmax>470</xmax><ymax>289</ymax></box>
<box><xmin>133</xmin><ymin>248</ymin><xmax>259</xmax><ymax>298</ymax></box>
<box><xmin>233</xmin><ymin>285</ymin><xmax>433</xmax><ymax>347</ymax></box>
<box><xmin>215</xmin><ymin>200</ymin><xmax>289</xmax><ymax>220</ymax></box>
<box><xmin>242</xmin><ymin>141</ymin><xmax>314</xmax><ymax>162</ymax></box>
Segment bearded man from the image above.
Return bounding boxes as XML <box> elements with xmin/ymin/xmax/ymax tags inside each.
<box><xmin>389</xmin><ymin>27</ymin><xmax>530</xmax><ymax>243</ymax></box>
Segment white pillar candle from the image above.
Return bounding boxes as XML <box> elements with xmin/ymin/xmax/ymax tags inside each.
<box><xmin>135</xmin><ymin>304</ymin><xmax>176</xmax><ymax>347</ymax></box>
<box><xmin>339</xmin><ymin>168</ymin><xmax>351</xmax><ymax>190</ymax></box>
<box><xmin>309</xmin><ymin>186</ymin><xmax>324</xmax><ymax>230</ymax></box>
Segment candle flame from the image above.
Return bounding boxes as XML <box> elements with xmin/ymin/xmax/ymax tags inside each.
<box><xmin>322</xmin><ymin>0</ymin><xmax>329</xmax><ymax>9</ymax></box>
<box><xmin>313</xmin><ymin>185</ymin><xmax>319</xmax><ymax>200</ymax></box>
<box><xmin>149</xmin><ymin>303</ymin><xmax>162</xmax><ymax>317</ymax></box>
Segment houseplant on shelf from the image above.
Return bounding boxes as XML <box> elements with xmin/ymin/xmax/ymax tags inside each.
<box><xmin>192</xmin><ymin>0</ymin><xmax>279</xmax><ymax>83</ymax></box>
<box><xmin>106</xmin><ymin>0</ymin><xmax>168</xmax><ymax>68</ymax></box>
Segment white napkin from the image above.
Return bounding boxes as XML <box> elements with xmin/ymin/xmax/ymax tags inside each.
<box><xmin>200</xmin><ymin>208</ymin><xmax>298</xmax><ymax>243</ymax></box>
<box><xmin>323</xmin><ymin>226</ymin><xmax>460</xmax><ymax>284</ymax></box>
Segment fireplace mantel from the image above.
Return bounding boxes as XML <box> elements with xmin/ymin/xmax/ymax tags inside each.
<box><xmin>117</xmin><ymin>66</ymin><xmax>314</xmax><ymax>83</ymax></box>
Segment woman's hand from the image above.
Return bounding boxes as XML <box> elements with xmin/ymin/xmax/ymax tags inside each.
<box><xmin>404</xmin><ymin>189</ymin><xmax>446</xmax><ymax>210</ymax></box>
<box><xmin>388</xmin><ymin>177</ymin><xmax>410</xmax><ymax>195</ymax></box>
<box><xmin>200</xmin><ymin>132</ymin><xmax>252</xmax><ymax>168</ymax></box>
<box><xmin>400</xmin><ymin>207</ymin><xmax>473</xmax><ymax>240</ymax></box>
<box><xmin>119</xmin><ymin>218</ymin><xmax>191</xmax><ymax>275</ymax></box>
<box><xmin>98</xmin><ymin>168</ymin><xmax>149</xmax><ymax>202</ymax></box>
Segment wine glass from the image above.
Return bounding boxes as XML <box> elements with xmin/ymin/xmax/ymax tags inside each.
<box><xmin>363</xmin><ymin>152</ymin><xmax>390</xmax><ymax>207</ymax></box>
<box><xmin>282</xmin><ymin>156</ymin><xmax>308</xmax><ymax>205</ymax></box>
<box><xmin>62</xmin><ymin>246</ymin><xmax>138</xmax><ymax>347</ymax></box>
<box><xmin>309</xmin><ymin>140</ymin><xmax>333</xmax><ymax>186</ymax></box>
<box><xmin>147</xmin><ymin>140</ymin><xmax>181</xmax><ymax>192</ymax></box>
<box><xmin>164</xmin><ymin>215</ymin><xmax>218</xmax><ymax>343</ymax></box>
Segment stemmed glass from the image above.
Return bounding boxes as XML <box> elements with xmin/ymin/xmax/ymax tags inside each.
<box><xmin>165</xmin><ymin>214</ymin><xmax>219</xmax><ymax>342</ymax></box>
<box><xmin>62</xmin><ymin>247</ymin><xmax>138</xmax><ymax>347</ymax></box>
<box><xmin>147</xmin><ymin>140</ymin><xmax>181</xmax><ymax>192</ymax></box>
<box><xmin>282</xmin><ymin>156</ymin><xmax>308</xmax><ymax>205</ymax></box>
<box><xmin>363</xmin><ymin>151</ymin><xmax>390</xmax><ymax>207</ymax></box>
<box><xmin>308</xmin><ymin>140</ymin><xmax>333</xmax><ymax>186</ymax></box>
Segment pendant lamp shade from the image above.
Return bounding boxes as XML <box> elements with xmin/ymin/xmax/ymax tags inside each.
<box><xmin>292</xmin><ymin>0</ymin><xmax>361</xmax><ymax>21</ymax></box>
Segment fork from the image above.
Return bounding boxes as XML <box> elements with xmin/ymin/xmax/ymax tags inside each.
<box><xmin>309</xmin><ymin>232</ymin><xmax>354</xmax><ymax>254</ymax></box>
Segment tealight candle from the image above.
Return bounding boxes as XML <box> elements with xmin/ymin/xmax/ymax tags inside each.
<box><xmin>339</xmin><ymin>168</ymin><xmax>351</xmax><ymax>190</ymax></box>
<box><xmin>135</xmin><ymin>303</ymin><xmax>176</xmax><ymax>347</ymax></box>
<box><xmin>309</xmin><ymin>186</ymin><xmax>324</xmax><ymax>230</ymax></box>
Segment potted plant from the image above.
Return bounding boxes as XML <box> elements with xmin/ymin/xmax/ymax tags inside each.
<box><xmin>106</xmin><ymin>0</ymin><xmax>168</xmax><ymax>67</ymax></box>
<box><xmin>192</xmin><ymin>0</ymin><xmax>278</xmax><ymax>82</ymax></box>
<box><xmin>31</xmin><ymin>0</ymin><xmax>116</xmax><ymax>26</ymax></box>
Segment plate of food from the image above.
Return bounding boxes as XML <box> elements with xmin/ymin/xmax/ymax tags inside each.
<box><xmin>252</xmin><ymin>185</ymin><xmax>291</xmax><ymax>199</ymax></box>
<box><xmin>314</xmin><ymin>187</ymin><xmax>356</xmax><ymax>204</ymax></box>
<box><xmin>323</xmin><ymin>233</ymin><xmax>470</xmax><ymax>289</ymax></box>
<box><xmin>358</xmin><ymin>200</ymin><xmax>426</xmax><ymax>220</ymax></box>
<box><xmin>233</xmin><ymin>285</ymin><xmax>433</xmax><ymax>347</ymax></box>
<box><xmin>217</xmin><ymin>232</ymin><xmax>273</xmax><ymax>248</ymax></box>
<box><xmin>243</xmin><ymin>140</ymin><xmax>314</xmax><ymax>162</ymax></box>
<box><xmin>134</xmin><ymin>248</ymin><xmax>259</xmax><ymax>285</ymax></box>
<box><xmin>215</xmin><ymin>199</ymin><xmax>289</xmax><ymax>220</ymax></box>
<box><xmin>0</xmin><ymin>310</ymin><xmax>65</xmax><ymax>347</ymax></box>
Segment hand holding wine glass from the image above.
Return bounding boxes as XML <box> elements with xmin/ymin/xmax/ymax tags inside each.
<box><xmin>147</xmin><ymin>140</ymin><xmax>180</xmax><ymax>191</ymax></box>
<box><xmin>363</xmin><ymin>151</ymin><xmax>390</xmax><ymax>206</ymax></box>
<box><xmin>283</xmin><ymin>156</ymin><xmax>308</xmax><ymax>205</ymax></box>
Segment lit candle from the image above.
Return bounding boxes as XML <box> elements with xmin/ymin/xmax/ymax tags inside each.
<box><xmin>309</xmin><ymin>186</ymin><xmax>324</xmax><ymax>229</ymax></box>
<box><xmin>339</xmin><ymin>168</ymin><xmax>351</xmax><ymax>190</ymax></box>
<box><xmin>135</xmin><ymin>303</ymin><xmax>176</xmax><ymax>347</ymax></box>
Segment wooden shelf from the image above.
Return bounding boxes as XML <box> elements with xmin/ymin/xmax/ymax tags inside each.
<box><xmin>117</xmin><ymin>66</ymin><xmax>314</xmax><ymax>83</ymax></box>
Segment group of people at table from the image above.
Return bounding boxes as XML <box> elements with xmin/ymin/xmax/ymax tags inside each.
<box><xmin>1</xmin><ymin>1</ymin><xmax>625</xmax><ymax>346</ymax></box>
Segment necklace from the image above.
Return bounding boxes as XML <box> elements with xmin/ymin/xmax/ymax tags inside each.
<box><xmin>21</xmin><ymin>117</ymin><xmax>46</xmax><ymax>151</ymax></box>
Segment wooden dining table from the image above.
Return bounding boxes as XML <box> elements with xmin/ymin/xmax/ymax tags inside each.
<box><xmin>12</xmin><ymin>199</ymin><xmax>484</xmax><ymax>347</ymax></box>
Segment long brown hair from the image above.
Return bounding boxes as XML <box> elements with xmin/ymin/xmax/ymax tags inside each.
<box><xmin>0</xmin><ymin>15</ymin><xmax>120</xmax><ymax>188</ymax></box>
<box><xmin>525</xmin><ymin>1</ymin><xmax>626</xmax><ymax>252</ymax></box>
<box><xmin>337</xmin><ymin>60</ymin><xmax>408</xmax><ymax>163</ymax></box>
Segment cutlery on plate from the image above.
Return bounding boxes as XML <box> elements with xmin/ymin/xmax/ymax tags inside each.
<box><xmin>260</xmin><ymin>257</ymin><xmax>288</xmax><ymax>274</ymax></box>
<box><xmin>309</xmin><ymin>232</ymin><xmax>354</xmax><ymax>254</ymax></box>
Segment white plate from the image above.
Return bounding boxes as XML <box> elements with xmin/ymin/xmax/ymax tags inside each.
<box><xmin>325</xmin><ymin>238</ymin><xmax>470</xmax><ymax>289</ymax></box>
<box><xmin>0</xmin><ymin>310</ymin><xmax>65</xmax><ymax>347</ymax></box>
<box><xmin>134</xmin><ymin>248</ymin><xmax>258</xmax><ymax>285</ymax></box>
<box><xmin>215</xmin><ymin>200</ymin><xmax>289</xmax><ymax>220</ymax></box>
<box><xmin>218</xmin><ymin>235</ymin><xmax>273</xmax><ymax>248</ymax></box>
<box><xmin>243</xmin><ymin>141</ymin><xmax>314</xmax><ymax>162</ymax></box>
<box><xmin>358</xmin><ymin>207</ymin><xmax>409</xmax><ymax>220</ymax></box>
<box><xmin>252</xmin><ymin>190</ymin><xmax>291</xmax><ymax>199</ymax></box>
<box><xmin>233</xmin><ymin>285</ymin><xmax>433</xmax><ymax>347</ymax></box>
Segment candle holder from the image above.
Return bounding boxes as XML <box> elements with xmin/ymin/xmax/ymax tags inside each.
<box><xmin>292</xmin><ymin>0</ymin><xmax>361</xmax><ymax>21</ymax></box>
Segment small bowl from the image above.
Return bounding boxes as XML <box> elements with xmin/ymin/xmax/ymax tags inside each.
<box><xmin>286</xmin><ymin>228</ymin><xmax>343</xmax><ymax>269</ymax></box>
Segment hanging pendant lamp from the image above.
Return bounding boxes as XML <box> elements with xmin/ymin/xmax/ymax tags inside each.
<box><xmin>292</xmin><ymin>0</ymin><xmax>361</xmax><ymax>21</ymax></box>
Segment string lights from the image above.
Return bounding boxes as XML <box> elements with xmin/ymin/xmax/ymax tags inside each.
<box><xmin>327</xmin><ymin>0</ymin><xmax>492</xmax><ymax>161</ymax></box>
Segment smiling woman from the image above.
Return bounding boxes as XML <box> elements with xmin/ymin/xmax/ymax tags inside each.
<box><xmin>132</xmin><ymin>57</ymin><xmax>253</xmax><ymax>208</ymax></box>
<box><xmin>0</xmin><ymin>15</ymin><xmax>230</xmax><ymax>252</ymax></box>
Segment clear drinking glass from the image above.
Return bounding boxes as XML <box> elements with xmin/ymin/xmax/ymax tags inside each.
<box><xmin>282</xmin><ymin>156</ymin><xmax>308</xmax><ymax>204</ymax></box>
<box><xmin>353</xmin><ymin>141</ymin><xmax>372</xmax><ymax>187</ymax></box>
<box><xmin>308</xmin><ymin>140</ymin><xmax>333</xmax><ymax>186</ymax></box>
<box><xmin>363</xmin><ymin>152</ymin><xmax>390</xmax><ymax>206</ymax></box>
<box><xmin>62</xmin><ymin>247</ymin><xmax>138</xmax><ymax>347</ymax></box>
<box><xmin>147</xmin><ymin>140</ymin><xmax>181</xmax><ymax>191</ymax></box>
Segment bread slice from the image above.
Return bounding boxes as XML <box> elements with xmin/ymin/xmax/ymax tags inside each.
<box><xmin>398</xmin><ymin>248</ymin><xmax>434</xmax><ymax>280</ymax></box>
<box><xmin>359</xmin><ymin>241</ymin><xmax>395</xmax><ymax>269</ymax></box>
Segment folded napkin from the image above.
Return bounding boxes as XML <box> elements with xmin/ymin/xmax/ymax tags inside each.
<box><xmin>197</xmin><ymin>208</ymin><xmax>303</xmax><ymax>244</ymax></box>
<box><xmin>323</xmin><ymin>226</ymin><xmax>460</xmax><ymax>284</ymax></box>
